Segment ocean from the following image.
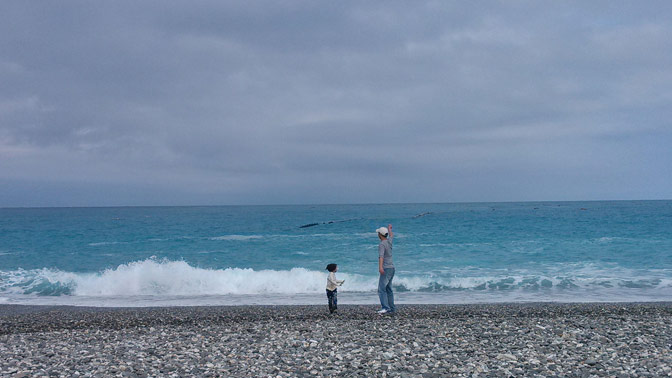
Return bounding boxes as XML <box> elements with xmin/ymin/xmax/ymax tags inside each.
<box><xmin>1</xmin><ymin>201</ymin><xmax>670</xmax><ymax>307</ymax></box>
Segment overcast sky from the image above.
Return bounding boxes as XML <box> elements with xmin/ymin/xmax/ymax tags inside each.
<box><xmin>1</xmin><ymin>1</ymin><xmax>671</xmax><ymax>206</ymax></box>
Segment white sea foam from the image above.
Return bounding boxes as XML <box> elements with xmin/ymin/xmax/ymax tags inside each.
<box><xmin>0</xmin><ymin>259</ymin><xmax>373</xmax><ymax>296</ymax></box>
<box><xmin>1</xmin><ymin>259</ymin><xmax>671</xmax><ymax>304</ymax></box>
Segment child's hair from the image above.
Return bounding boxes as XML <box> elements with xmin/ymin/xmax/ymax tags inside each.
<box><xmin>325</xmin><ymin>263</ymin><xmax>337</xmax><ymax>272</ymax></box>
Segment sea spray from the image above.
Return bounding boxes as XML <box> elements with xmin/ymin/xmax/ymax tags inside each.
<box><xmin>1</xmin><ymin>258</ymin><xmax>670</xmax><ymax>299</ymax></box>
<box><xmin>0</xmin><ymin>258</ymin><xmax>376</xmax><ymax>296</ymax></box>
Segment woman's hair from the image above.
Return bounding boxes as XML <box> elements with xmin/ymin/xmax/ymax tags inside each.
<box><xmin>325</xmin><ymin>263</ymin><xmax>337</xmax><ymax>272</ymax></box>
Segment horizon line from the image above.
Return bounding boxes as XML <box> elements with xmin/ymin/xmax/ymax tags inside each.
<box><xmin>1</xmin><ymin>198</ymin><xmax>670</xmax><ymax>210</ymax></box>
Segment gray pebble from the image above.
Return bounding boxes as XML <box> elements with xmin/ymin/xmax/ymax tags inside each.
<box><xmin>1</xmin><ymin>303</ymin><xmax>671</xmax><ymax>377</ymax></box>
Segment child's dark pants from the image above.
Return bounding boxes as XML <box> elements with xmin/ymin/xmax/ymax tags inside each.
<box><xmin>326</xmin><ymin>288</ymin><xmax>337</xmax><ymax>313</ymax></box>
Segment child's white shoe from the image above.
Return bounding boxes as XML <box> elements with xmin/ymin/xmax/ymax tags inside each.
<box><xmin>377</xmin><ymin>309</ymin><xmax>388</xmax><ymax>314</ymax></box>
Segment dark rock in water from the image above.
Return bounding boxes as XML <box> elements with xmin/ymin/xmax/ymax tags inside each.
<box><xmin>412</xmin><ymin>212</ymin><xmax>433</xmax><ymax>219</ymax></box>
<box><xmin>299</xmin><ymin>218</ymin><xmax>360</xmax><ymax>228</ymax></box>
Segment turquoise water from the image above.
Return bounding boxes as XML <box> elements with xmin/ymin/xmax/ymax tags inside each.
<box><xmin>1</xmin><ymin>201</ymin><xmax>671</xmax><ymax>306</ymax></box>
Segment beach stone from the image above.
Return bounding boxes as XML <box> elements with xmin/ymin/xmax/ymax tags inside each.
<box><xmin>382</xmin><ymin>352</ymin><xmax>395</xmax><ymax>360</ymax></box>
<box><xmin>497</xmin><ymin>353</ymin><xmax>517</xmax><ymax>362</ymax></box>
<box><xmin>2</xmin><ymin>303</ymin><xmax>672</xmax><ymax>377</ymax></box>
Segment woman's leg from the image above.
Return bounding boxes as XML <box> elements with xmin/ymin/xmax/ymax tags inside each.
<box><xmin>378</xmin><ymin>273</ymin><xmax>390</xmax><ymax>310</ymax></box>
<box><xmin>385</xmin><ymin>268</ymin><xmax>395</xmax><ymax>312</ymax></box>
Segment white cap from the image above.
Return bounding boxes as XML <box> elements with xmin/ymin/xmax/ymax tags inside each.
<box><xmin>376</xmin><ymin>227</ymin><xmax>389</xmax><ymax>236</ymax></box>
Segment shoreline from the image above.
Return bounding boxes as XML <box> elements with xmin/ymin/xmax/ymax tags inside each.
<box><xmin>2</xmin><ymin>301</ymin><xmax>672</xmax><ymax>332</ymax></box>
<box><xmin>2</xmin><ymin>302</ymin><xmax>671</xmax><ymax>377</ymax></box>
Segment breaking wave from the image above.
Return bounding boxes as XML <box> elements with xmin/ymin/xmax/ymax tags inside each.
<box><xmin>1</xmin><ymin>258</ymin><xmax>671</xmax><ymax>299</ymax></box>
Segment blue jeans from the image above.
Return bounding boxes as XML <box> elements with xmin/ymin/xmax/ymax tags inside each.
<box><xmin>326</xmin><ymin>289</ymin><xmax>337</xmax><ymax>313</ymax></box>
<box><xmin>378</xmin><ymin>268</ymin><xmax>395</xmax><ymax>312</ymax></box>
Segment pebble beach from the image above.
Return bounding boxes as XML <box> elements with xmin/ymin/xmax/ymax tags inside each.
<box><xmin>1</xmin><ymin>303</ymin><xmax>671</xmax><ymax>377</ymax></box>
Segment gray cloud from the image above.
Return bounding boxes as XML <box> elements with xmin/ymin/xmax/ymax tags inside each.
<box><xmin>1</xmin><ymin>1</ymin><xmax>671</xmax><ymax>206</ymax></box>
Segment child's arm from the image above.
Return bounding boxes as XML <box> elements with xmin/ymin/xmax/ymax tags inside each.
<box><xmin>388</xmin><ymin>224</ymin><xmax>394</xmax><ymax>239</ymax></box>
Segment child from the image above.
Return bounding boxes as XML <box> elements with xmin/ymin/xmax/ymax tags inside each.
<box><xmin>325</xmin><ymin>263</ymin><xmax>345</xmax><ymax>314</ymax></box>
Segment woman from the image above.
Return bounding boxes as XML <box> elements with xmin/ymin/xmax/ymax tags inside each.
<box><xmin>376</xmin><ymin>223</ymin><xmax>395</xmax><ymax>314</ymax></box>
